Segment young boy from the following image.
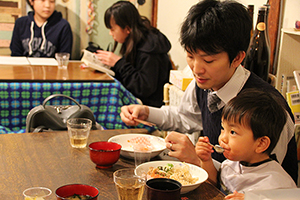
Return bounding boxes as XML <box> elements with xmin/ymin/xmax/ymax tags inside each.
<box><xmin>120</xmin><ymin>0</ymin><xmax>298</xmax><ymax>184</ymax></box>
<box><xmin>195</xmin><ymin>89</ymin><xmax>297</xmax><ymax>199</ymax></box>
<box><xmin>10</xmin><ymin>0</ymin><xmax>73</xmax><ymax>58</ymax></box>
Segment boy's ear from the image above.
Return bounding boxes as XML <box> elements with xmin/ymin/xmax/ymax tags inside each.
<box><xmin>231</xmin><ymin>51</ymin><xmax>245</xmax><ymax>69</ymax></box>
<box><xmin>255</xmin><ymin>136</ymin><xmax>270</xmax><ymax>154</ymax></box>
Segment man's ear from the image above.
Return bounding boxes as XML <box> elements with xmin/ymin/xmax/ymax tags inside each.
<box><xmin>231</xmin><ymin>51</ymin><xmax>245</xmax><ymax>69</ymax></box>
<box><xmin>255</xmin><ymin>136</ymin><xmax>270</xmax><ymax>154</ymax></box>
<box><xmin>125</xmin><ymin>26</ymin><xmax>131</xmax><ymax>34</ymax></box>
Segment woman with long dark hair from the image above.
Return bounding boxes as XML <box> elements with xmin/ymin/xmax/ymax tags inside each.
<box><xmin>96</xmin><ymin>1</ymin><xmax>172</xmax><ymax>107</ymax></box>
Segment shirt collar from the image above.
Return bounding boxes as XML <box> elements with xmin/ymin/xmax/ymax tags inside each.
<box><xmin>240</xmin><ymin>157</ymin><xmax>273</xmax><ymax>167</ymax></box>
<box><xmin>216</xmin><ymin>65</ymin><xmax>250</xmax><ymax>104</ymax></box>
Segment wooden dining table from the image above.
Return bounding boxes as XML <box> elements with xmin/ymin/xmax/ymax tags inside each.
<box><xmin>0</xmin><ymin>61</ymin><xmax>114</xmax><ymax>82</ymax></box>
<box><xmin>0</xmin><ymin>60</ymin><xmax>148</xmax><ymax>133</ymax></box>
<box><xmin>0</xmin><ymin>129</ymin><xmax>225</xmax><ymax>200</ymax></box>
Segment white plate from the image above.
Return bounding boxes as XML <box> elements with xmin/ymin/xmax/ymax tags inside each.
<box><xmin>135</xmin><ymin>160</ymin><xmax>208</xmax><ymax>194</ymax></box>
<box><xmin>108</xmin><ymin>134</ymin><xmax>166</xmax><ymax>159</ymax></box>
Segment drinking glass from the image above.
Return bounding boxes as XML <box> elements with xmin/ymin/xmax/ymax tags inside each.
<box><xmin>23</xmin><ymin>187</ymin><xmax>52</xmax><ymax>200</ymax></box>
<box><xmin>67</xmin><ymin>118</ymin><xmax>92</xmax><ymax>148</ymax></box>
<box><xmin>133</xmin><ymin>144</ymin><xmax>152</xmax><ymax>168</ymax></box>
<box><xmin>113</xmin><ymin>168</ymin><xmax>145</xmax><ymax>200</ymax></box>
<box><xmin>55</xmin><ymin>52</ymin><xmax>70</xmax><ymax>69</ymax></box>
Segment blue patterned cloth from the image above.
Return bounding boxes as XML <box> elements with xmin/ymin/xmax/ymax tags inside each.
<box><xmin>0</xmin><ymin>79</ymin><xmax>155</xmax><ymax>134</ymax></box>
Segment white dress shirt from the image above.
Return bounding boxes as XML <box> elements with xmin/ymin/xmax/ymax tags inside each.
<box><xmin>148</xmin><ymin>65</ymin><xmax>294</xmax><ymax>164</ymax></box>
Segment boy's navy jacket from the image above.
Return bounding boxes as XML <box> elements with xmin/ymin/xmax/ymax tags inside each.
<box><xmin>10</xmin><ymin>11</ymin><xmax>73</xmax><ymax>58</ymax></box>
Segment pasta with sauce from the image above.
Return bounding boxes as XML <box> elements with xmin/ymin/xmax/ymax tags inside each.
<box><xmin>147</xmin><ymin>163</ymin><xmax>198</xmax><ymax>185</ymax></box>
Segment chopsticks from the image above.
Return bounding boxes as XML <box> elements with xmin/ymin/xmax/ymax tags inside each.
<box><xmin>134</xmin><ymin>119</ymin><xmax>156</xmax><ymax>127</ymax></box>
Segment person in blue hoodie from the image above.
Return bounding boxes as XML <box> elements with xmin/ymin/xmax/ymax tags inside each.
<box><xmin>95</xmin><ymin>1</ymin><xmax>172</xmax><ymax>107</ymax></box>
<box><xmin>10</xmin><ymin>0</ymin><xmax>73</xmax><ymax>58</ymax></box>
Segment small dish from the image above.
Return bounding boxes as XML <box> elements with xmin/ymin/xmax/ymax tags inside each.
<box><xmin>108</xmin><ymin>133</ymin><xmax>166</xmax><ymax>159</ymax></box>
<box><xmin>55</xmin><ymin>184</ymin><xmax>99</xmax><ymax>200</ymax></box>
<box><xmin>23</xmin><ymin>187</ymin><xmax>52</xmax><ymax>200</ymax></box>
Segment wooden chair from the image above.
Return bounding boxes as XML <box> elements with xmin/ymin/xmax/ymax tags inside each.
<box><xmin>0</xmin><ymin>0</ymin><xmax>25</xmax><ymax>55</ymax></box>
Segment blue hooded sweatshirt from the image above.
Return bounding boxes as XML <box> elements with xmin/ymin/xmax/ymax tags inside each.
<box><xmin>10</xmin><ymin>11</ymin><xmax>73</xmax><ymax>58</ymax></box>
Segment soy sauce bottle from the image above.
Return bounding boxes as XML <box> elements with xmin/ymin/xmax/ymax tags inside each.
<box><xmin>244</xmin><ymin>6</ymin><xmax>270</xmax><ymax>82</ymax></box>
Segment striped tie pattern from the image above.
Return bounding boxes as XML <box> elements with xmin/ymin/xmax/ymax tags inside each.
<box><xmin>207</xmin><ymin>93</ymin><xmax>221</xmax><ymax>113</ymax></box>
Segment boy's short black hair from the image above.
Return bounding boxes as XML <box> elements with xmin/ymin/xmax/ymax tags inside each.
<box><xmin>222</xmin><ymin>88</ymin><xmax>287</xmax><ymax>155</ymax></box>
<box><xmin>180</xmin><ymin>0</ymin><xmax>252</xmax><ymax>63</ymax></box>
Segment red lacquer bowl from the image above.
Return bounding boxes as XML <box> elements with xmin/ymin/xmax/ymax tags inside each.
<box><xmin>55</xmin><ymin>184</ymin><xmax>99</xmax><ymax>200</ymax></box>
<box><xmin>89</xmin><ymin>141</ymin><xmax>121</xmax><ymax>169</ymax></box>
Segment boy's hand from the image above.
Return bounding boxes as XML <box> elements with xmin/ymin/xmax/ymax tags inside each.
<box><xmin>225</xmin><ymin>191</ymin><xmax>245</xmax><ymax>200</ymax></box>
<box><xmin>195</xmin><ymin>136</ymin><xmax>214</xmax><ymax>162</ymax></box>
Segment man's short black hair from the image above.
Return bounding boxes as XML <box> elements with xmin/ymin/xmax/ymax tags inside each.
<box><xmin>180</xmin><ymin>0</ymin><xmax>252</xmax><ymax>63</ymax></box>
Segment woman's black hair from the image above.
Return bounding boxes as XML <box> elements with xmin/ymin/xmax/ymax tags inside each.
<box><xmin>26</xmin><ymin>0</ymin><xmax>34</xmax><ymax>10</ymax></box>
<box><xmin>104</xmin><ymin>1</ymin><xmax>156</xmax><ymax>64</ymax></box>
<box><xmin>180</xmin><ymin>0</ymin><xmax>252</xmax><ymax>63</ymax></box>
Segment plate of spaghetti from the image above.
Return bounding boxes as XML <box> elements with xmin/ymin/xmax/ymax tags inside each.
<box><xmin>108</xmin><ymin>134</ymin><xmax>166</xmax><ymax>159</ymax></box>
<box><xmin>135</xmin><ymin>160</ymin><xmax>208</xmax><ymax>194</ymax></box>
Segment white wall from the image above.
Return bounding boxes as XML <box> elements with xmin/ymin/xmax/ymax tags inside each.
<box><xmin>282</xmin><ymin>0</ymin><xmax>300</xmax><ymax>29</ymax></box>
<box><xmin>157</xmin><ymin>0</ymin><xmax>198</xmax><ymax>70</ymax></box>
<box><xmin>157</xmin><ymin>0</ymin><xmax>299</xmax><ymax>70</ymax></box>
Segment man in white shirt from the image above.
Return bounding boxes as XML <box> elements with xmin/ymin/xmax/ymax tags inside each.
<box><xmin>120</xmin><ymin>0</ymin><xmax>298</xmax><ymax>184</ymax></box>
